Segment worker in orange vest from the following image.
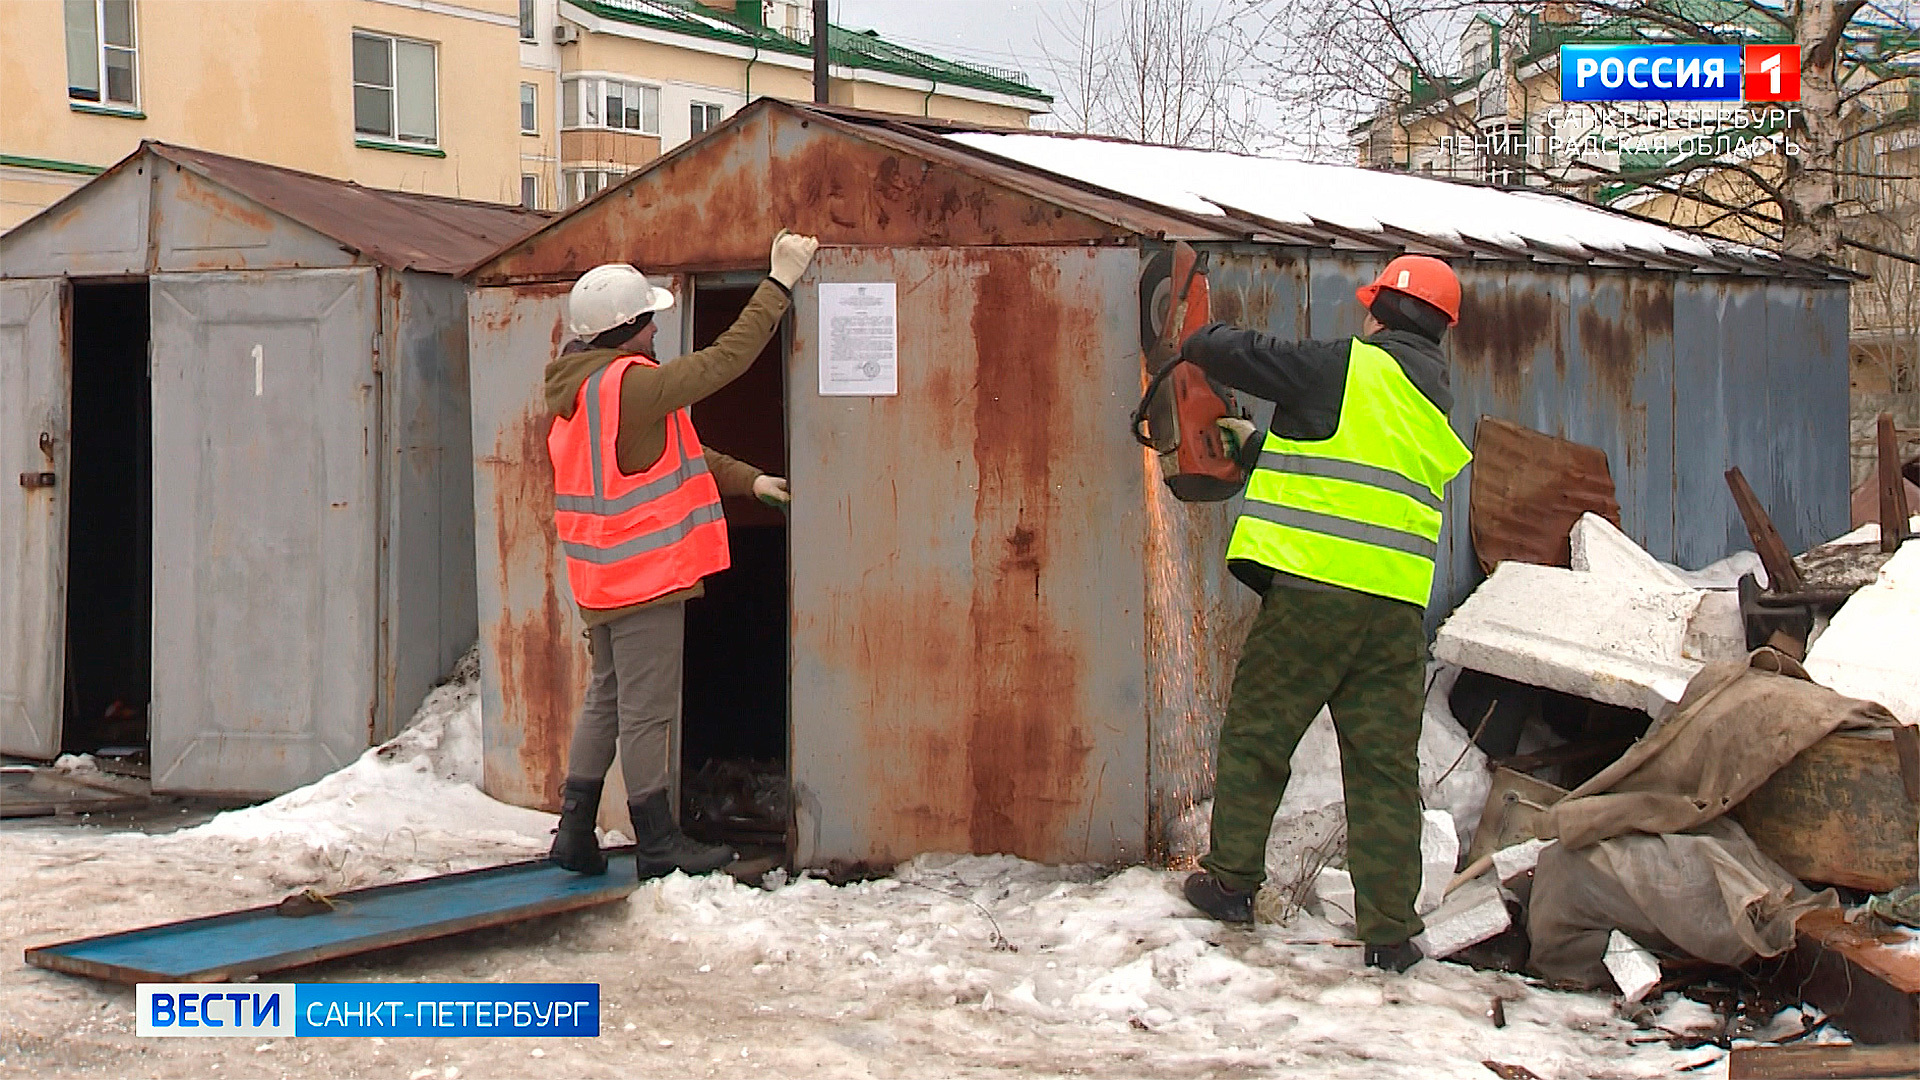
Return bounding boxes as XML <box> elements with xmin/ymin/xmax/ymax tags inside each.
<box><xmin>544</xmin><ymin>229</ymin><xmax>819</xmax><ymax>878</ymax></box>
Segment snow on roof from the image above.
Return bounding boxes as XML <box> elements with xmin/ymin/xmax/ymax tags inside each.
<box><xmin>944</xmin><ymin>131</ymin><xmax>1776</xmax><ymax>270</ymax></box>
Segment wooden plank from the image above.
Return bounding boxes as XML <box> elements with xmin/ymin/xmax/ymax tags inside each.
<box><xmin>1730</xmin><ymin>1043</ymin><xmax>1920</xmax><ymax>1079</ymax></box>
<box><xmin>25</xmin><ymin>854</ymin><xmax>641</xmax><ymax>985</ymax></box>
<box><xmin>1727</xmin><ymin>465</ymin><xmax>1807</xmax><ymax>593</ymax></box>
<box><xmin>1882</xmin><ymin>413</ymin><xmax>1914</xmax><ymax>554</ymax></box>
<box><xmin>1733</xmin><ymin>731</ymin><xmax>1920</xmax><ymax>893</ymax></box>
<box><xmin>1778</xmin><ymin>909</ymin><xmax>1920</xmax><ymax>1046</ymax></box>
<box><xmin>1468</xmin><ymin>417</ymin><xmax>1621</xmax><ymax>573</ymax></box>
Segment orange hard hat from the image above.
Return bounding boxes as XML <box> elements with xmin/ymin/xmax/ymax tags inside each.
<box><xmin>1355</xmin><ymin>255</ymin><xmax>1461</xmax><ymax>325</ymax></box>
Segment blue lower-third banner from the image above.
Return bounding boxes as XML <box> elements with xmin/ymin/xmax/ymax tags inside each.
<box><xmin>138</xmin><ymin>983</ymin><xmax>599</xmax><ymax>1037</ymax></box>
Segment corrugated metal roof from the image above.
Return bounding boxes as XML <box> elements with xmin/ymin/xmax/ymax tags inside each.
<box><xmin>146</xmin><ymin>142</ymin><xmax>549</xmax><ymax>275</ymax></box>
<box><xmin>803</xmin><ymin>105</ymin><xmax>1850</xmax><ymax>280</ymax></box>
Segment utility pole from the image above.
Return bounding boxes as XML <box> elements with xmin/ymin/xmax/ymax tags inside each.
<box><xmin>812</xmin><ymin>0</ymin><xmax>829</xmax><ymax>104</ymax></box>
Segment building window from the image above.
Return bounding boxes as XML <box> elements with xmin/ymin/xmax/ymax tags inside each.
<box><xmin>65</xmin><ymin>0</ymin><xmax>138</xmax><ymax>106</ymax></box>
<box><xmin>353</xmin><ymin>30</ymin><xmax>438</xmax><ymax>146</ymax></box>
<box><xmin>520</xmin><ymin>83</ymin><xmax>538</xmax><ymax>134</ymax></box>
<box><xmin>521</xmin><ymin>174</ymin><xmax>539</xmax><ymax>209</ymax></box>
<box><xmin>519</xmin><ymin>0</ymin><xmax>537</xmax><ymax>42</ymax></box>
<box><xmin>562</xmin><ymin>167</ymin><xmax>625</xmax><ymax>207</ymax></box>
<box><xmin>690</xmin><ymin>101</ymin><xmax>723</xmax><ymax>136</ymax></box>
<box><xmin>561</xmin><ymin>76</ymin><xmax>659</xmax><ymax>135</ymax></box>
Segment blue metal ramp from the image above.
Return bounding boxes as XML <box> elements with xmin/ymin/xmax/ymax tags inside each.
<box><xmin>26</xmin><ymin>855</ymin><xmax>640</xmax><ymax>985</ymax></box>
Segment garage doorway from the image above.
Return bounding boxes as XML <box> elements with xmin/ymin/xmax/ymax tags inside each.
<box><xmin>62</xmin><ymin>281</ymin><xmax>152</xmax><ymax>763</ymax></box>
<box><xmin>680</xmin><ymin>279</ymin><xmax>790</xmax><ymax>854</ymax></box>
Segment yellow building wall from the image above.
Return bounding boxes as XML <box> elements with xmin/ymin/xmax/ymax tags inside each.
<box><xmin>0</xmin><ymin>0</ymin><xmax>527</xmax><ymax>225</ymax></box>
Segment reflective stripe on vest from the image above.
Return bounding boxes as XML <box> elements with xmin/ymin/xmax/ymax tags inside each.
<box><xmin>548</xmin><ymin>355</ymin><xmax>730</xmax><ymax>609</ymax></box>
<box><xmin>1225</xmin><ymin>338</ymin><xmax>1471</xmax><ymax>607</ymax></box>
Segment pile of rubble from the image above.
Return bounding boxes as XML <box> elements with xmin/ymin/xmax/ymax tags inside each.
<box><xmin>1259</xmin><ymin>418</ymin><xmax>1920</xmax><ymax>1068</ymax></box>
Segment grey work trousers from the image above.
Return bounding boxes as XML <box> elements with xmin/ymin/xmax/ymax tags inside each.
<box><xmin>564</xmin><ymin>602</ymin><xmax>683</xmax><ymax>800</ymax></box>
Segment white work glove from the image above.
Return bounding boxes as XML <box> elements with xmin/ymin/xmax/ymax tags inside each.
<box><xmin>1217</xmin><ymin>417</ymin><xmax>1257</xmax><ymax>460</ymax></box>
<box><xmin>769</xmin><ymin>229</ymin><xmax>819</xmax><ymax>289</ymax></box>
<box><xmin>752</xmin><ymin>474</ymin><xmax>790</xmax><ymax>507</ymax></box>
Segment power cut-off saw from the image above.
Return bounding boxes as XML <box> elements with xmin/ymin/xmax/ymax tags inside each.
<box><xmin>1131</xmin><ymin>242</ymin><xmax>1259</xmax><ymax>502</ymax></box>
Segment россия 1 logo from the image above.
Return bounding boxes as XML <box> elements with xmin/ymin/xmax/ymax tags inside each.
<box><xmin>1561</xmin><ymin>44</ymin><xmax>1801</xmax><ymax>102</ymax></box>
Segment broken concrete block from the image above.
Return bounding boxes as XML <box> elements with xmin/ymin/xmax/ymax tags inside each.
<box><xmin>1805</xmin><ymin>544</ymin><xmax>1920</xmax><ymax>727</ymax></box>
<box><xmin>1416</xmin><ymin>809</ymin><xmax>1460</xmax><ymax>916</ymax></box>
<box><xmin>1667</xmin><ymin>550</ymin><xmax>1767</xmax><ymax>591</ymax></box>
<box><xmin>1604</xmin><ymin>931</ymin><xmax>1661</xmax><ymax>1002</ymax></box>
<box><xmin>1491</xmin><ymin>838</ymin><xmax>1552</xmax><ymax>883</ymax></box>
<box><xmin>1433</xmin><ymin>562</ymin><xmax>1704</xmax><ymax>714</ymax></box>
<box><xmin>1413</xmin><ymin>872</ymin><xmax>1510</xmax><ymax>960</ymax></box>
<box><xmin>1571</xmin><ymin>513</ymin><xmax>1690</xmax><ymax>590</ymax></box>
<box><xmin>1683</xmin><ymin>590</ymin><xmax>1748</xmax><ymax>662</ymax></box>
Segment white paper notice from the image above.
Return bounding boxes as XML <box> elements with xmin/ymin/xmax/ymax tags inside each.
<box><xmin>818</xmin><ymin>282</ymin><xmax>897</xmax><ymax>396</ymax></box>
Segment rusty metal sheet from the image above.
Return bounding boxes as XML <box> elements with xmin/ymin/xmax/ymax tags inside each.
<box><xmin>466</xmin><ymin>282</ymin><xmax>582</xmax><ymax>814</ymax></box>
<box><xmin>148</xmin><ymin>142</ymin><xmax>546</xmax><ymax>276</ymax></box>
<box><xmin>470</xmin><ymin>101</ymin><xmax>1150</xmax><ymax>285</ymax></box>
<box><xmin>788</xmin><ymin>246</ymin><xmax>1147</xmax><ymax>868</ymax></box>
<box><xmin>151</xmin><ymin>163</ymin><xmax>362</xmax><ymax>274</ymax></box>
<box><xmin>0</xmin><ymin>278</ymin><xmax>71</xmax><ymax>759</ymax></box>
<box><xmin>1466</xmin><ymin>417</ymin><xmax>1621</xmax><ymax>573</ymax></box>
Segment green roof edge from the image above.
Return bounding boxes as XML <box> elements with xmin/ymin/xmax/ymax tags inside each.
<box><xmin>572</xmin><ymin>0</ymin><xmax>1053</xmax><ymax>103</ymax></box>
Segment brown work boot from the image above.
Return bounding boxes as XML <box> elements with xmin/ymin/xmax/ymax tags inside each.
<box><xmin>1183</xmin><ymin>871</ymin><xmax>1254</xmax><ymax>924</ymax></box>
<box><xmin>628</xmin><ymin>790</ymin><xmax>735</xmax><ymax>879</ymax></box>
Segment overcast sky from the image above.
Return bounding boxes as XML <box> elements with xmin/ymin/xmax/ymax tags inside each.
<box><xmin>831</xmin><ymin>0</ymin><xmax>1078</xmax><ymax>108</ymax></box>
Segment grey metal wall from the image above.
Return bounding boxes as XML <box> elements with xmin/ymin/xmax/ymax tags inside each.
<box><xmin>378</xmin><ymin>271</ymin><xmax>480</xmax><ymax>743</ymax></box>
<box><xmin>789</xmin><ymin>245</ymin><xmax>1149</xmax><ymax>868</ymax></box>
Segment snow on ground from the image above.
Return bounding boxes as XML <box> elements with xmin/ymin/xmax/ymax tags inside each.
<box><xmin>2</xmin><ymin>662</ymin><xmax>1717</xmax><ymax>1079</ymax></box>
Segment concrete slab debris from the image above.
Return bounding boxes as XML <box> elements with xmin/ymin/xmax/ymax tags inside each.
<box><xmin>1433</xmin><ymin>562</ymin><xmax>1703</xmax><ymax>714</ymax></box>
<box><xmin>1413</xmin><ymin>872</ymin><xmax>1510</xmax><ymax>960</ymax></box>
<box><xmin>1805</xmin><ymin>543</ymin><xmax>1920</xmax><ymax>727</ymax></box>
<box><xmin>1570</xmin><ymin>513</ymin><xmax>1689</xmax><ymax>590</ymax></box>
<box><xmin>1602</xmin><ymin>930</ymin><xmax>1661</xmax><ymax>1002</ymax></box>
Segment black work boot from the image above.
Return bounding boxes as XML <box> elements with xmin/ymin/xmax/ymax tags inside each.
<box><xmin>548</xmin><ymin>778</ymin><xmax>608</xmax><ymax>875</ymax></box>
<box><xmin>1364</xmin><ymin>940</ymin><xmax>1423</xmax><ymax>973</ymax></box>
<box><xmin>629</xmin><ymin>789</ymin><xmax>735</xmax><ymax>879</ymax></box>
<box><xmin>1183</xmin><ymin>871</ymin><xmax>1254</xmax><ymax>924</ymax></box>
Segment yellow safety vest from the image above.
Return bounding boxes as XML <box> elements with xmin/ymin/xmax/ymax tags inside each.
<box><xmin>1226</xmin><ymin>339</ymin><xmax>1471</xmax><ymax>608</ymax></box>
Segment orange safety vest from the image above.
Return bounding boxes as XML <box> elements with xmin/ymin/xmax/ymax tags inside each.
<box><xmin>548</xmin><ymin>355</ymin><xmax>730</xmax><ymax>610</ymax></box>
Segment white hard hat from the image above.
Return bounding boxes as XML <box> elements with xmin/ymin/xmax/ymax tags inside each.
<box><xmin>566</xmin><ymin>263</ymin><xmax>675</xmax><ymax>338</ymax></box>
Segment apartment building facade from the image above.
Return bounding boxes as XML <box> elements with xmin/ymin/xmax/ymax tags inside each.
<box><xmin>0</xmin><ymin>0</ymin><xmax>1050</xmax><ymax>231</ymax></box>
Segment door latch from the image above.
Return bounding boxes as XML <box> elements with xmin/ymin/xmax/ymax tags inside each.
<box><xmin>19</xmin><ymin>472</ymin><xmax>56</xmax><ymax>489</ymax></box>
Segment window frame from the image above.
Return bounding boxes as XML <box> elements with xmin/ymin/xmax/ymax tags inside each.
<box><xmin>520</xmin><ymin>82</ymin><xmax>538</xmax><ymax>135</ymax></box>
<box><xmin>352</xmin><ymin>29</ymin><xmax>441</xmax><ymax>149</ymax></box>
<box><xmin>520</xmin><ymin>173</ymin><xmax>539</xmax><ymax>210</ymax></box>
<box><xmin>560</xmin><ymin>75</ymin><xmax>661</xmax><ymax>137</ymax></box>
<box><xmin>65</xmin><ymin>0</ymin><xmax>139</xmax><ymax>109</ymax></box>
<box><xmin>519</xmin><ymin>0</ymin><xmax>537</xmax><ymax>42</ymax></box>
<box><xmin>690</xmin><ymin>101</ymin><xmax>723</xmax><ymax>136</ymax></box>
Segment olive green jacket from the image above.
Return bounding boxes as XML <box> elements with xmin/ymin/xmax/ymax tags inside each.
<box><xmin>543</xmin><ymin>278</ymin><xmax>788</xmax><ymax>624</ymax></box>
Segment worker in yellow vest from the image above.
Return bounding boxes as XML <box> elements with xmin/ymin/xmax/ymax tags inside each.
<box><xmin>1177</xmin><ymin>255</ymin><xmax>1472</xmax><ymax>974</ymax></box>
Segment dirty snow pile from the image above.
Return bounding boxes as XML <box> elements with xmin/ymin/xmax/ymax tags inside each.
<box><xmin>139</xmin><ymin>652</ymin><xmax>553</xmax><ymax>883</ymax></box>
<box><xmin>616</xmin><ymin>855</ymin><xmax>1713</xmax><ymax>1078</ymax></box>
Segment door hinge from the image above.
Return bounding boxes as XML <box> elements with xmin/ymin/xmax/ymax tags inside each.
<box><xmin>19</xmin><ymin>472</ymin><xmax>56</xmax><ymax>489</ymax></box>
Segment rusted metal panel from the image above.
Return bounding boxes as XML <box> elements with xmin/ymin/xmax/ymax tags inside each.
<box><xmin>147</xmin><ymin>142</ymin><xmax>546</xmax><ymax>275</ymax></box>
<box><xmin>151</xmin><ymin>163</ymin><xmax>361</xmax><ymax>273</ymax></box>
<box><xmin>471</xmin><ymin>103</ymin><xmax>1147</xmax><ymax>285</ymax></box>
<box><xmin>1466</xmin><ymin>417</ymin><xmax>1622</xmax><ymax>571</ymax></box>
<box><xmin>0</xmin><ymin>278</ymin><xmax>71</xmax><ymax>759</ymax></box>
<box><xmin>788</xmin><ymin>246</ymin><xmax>1147</xmax><ymax>868</ymax></box>
<box><xmin>1137</xmin><ymin>247</ymin><xmax>1304</xmax><ymax>860</ymax></box>
<box><xmin>1761</xmin><ymin>281</ymin><xmax>1852</xmax><ymax>553</ymax></box>
<box><xmin>0</xmin><ymin>159</ymin><xmax>149</xmax><ymax>279</ymax></box>
<box><xmin>378</xmin><ymin>271</ymin><xmax>480</xmax><ymax>743</ymax></box>
<box><xmin>466</xmin><ymin>282</ymin><xmax>582</xmax><ymax>813</ymax></box>
<box><xmin>148</xmin><ymin>270</ymin><xmax>381</xmax><ymax>795</ymax></box>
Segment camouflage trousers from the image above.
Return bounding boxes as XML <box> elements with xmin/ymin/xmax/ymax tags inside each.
<box><xmin>1200</xmin><ymin>583</ymin><xmax>1428</xmax><ymax>945</ymax></box>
